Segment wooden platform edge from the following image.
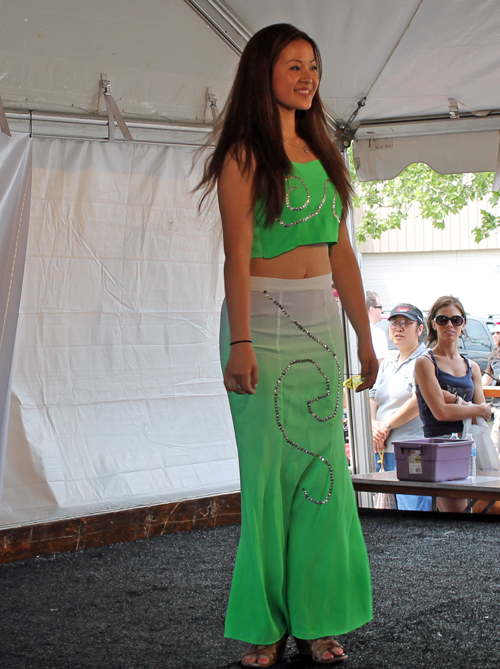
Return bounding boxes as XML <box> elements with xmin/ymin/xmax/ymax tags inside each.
<box><xmin>351</xmin><ymin>480</ymin><xmax>500</xmax><ymax>499</ymax></box>
<box><xmin>0</xmin><ymin>492</ymin><xmax>242</xmax><ymax>565</ymax></box>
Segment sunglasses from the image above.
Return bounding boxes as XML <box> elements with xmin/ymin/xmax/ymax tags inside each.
<box><xmin>389</xmin><ymin>319</ymin><xmax>416</xmax><ymax>329</ymax></box>
<box><xmin>372</xmin><ymin>305</ymin><xmax>383</xmax><ymax>310</ymax></box>
<box><xmin>434</xmin><ymin>315</ymin><xmax>465</xmax><ymax>327</ymax></box>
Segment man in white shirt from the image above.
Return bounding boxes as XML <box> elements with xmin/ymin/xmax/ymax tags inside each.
<box><xmin>366</xmin><ymin>291</ymin><xmax>388</xmax><ymax>362</ymax></box>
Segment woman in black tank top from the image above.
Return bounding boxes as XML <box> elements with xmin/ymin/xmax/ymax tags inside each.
<box><xmin>416</xmin><ymin>349</ymin><xmax>474</xmax><ymax>438</ymax></box>
<box><xmin>415</xmin><ymin>296</ymin><xmax>491</xmax><ymax>512</ymax></box>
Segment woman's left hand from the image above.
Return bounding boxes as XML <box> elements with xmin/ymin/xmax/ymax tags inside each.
<box><xmin>355</xmin><ymin>343</ymin><xmax>378</xmax><ymax>392</ymax></box>
<box><xmin>372</xmin><ymin>420</ymin><xmax>390</xmax><ymax>443</ymax></box>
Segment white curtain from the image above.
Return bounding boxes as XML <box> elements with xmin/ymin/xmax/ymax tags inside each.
<box><xmin>0</xmin><ymin>138</ymin><xmax>239</xmax><ymax>528</ymax></box>
<box><xmin>0</xmin><ymin>132</ymin><xmax>32</xmax><ymax>499</ymax></box>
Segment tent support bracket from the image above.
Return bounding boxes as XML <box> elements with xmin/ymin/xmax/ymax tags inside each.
<box><xmin>100</xmin><ymin>74</ymin><xmax>133</xmax><ymax>142</ymax></box>
<box><xmin>494</xmin><ymin>131</ymin><xmax>500</xmax><ymax>192</ymax></box>
<box><xmin>183</xmin><ymin>0</ymin><xmax>251</xmax><ymax>54</ymax></box>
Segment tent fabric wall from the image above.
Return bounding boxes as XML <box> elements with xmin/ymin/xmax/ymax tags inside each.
<box><xmin>0</xmin><ymin>138</ymin><xmax>239</xmax><ymax>529</ymax></box>
<box><xmin>353</xmin><ymin>131</ymin><xmax>500</xmax><ymax>182</ymax></box>
<box><xmin>0</xmin><ymin>132</ymin><xmax>32</xmax><ymax>498</ymax></box>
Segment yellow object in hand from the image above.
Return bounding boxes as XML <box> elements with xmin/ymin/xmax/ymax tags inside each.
<box><xmin>343</xmin><ymin>375</ymin><xmax>364</xmax><ymax>390</ymax></box>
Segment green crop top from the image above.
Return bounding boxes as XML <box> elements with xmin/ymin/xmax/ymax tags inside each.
<box><xmin>251</xmin><ymin>159</ymin><xmax>342</xmax><ymax>259</ymax></box>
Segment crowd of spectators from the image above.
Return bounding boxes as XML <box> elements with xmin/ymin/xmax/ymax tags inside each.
<box><xmin>364</xmin><ymin>292</ymin><xmax>498</xmax><ymax>511</ymax></box>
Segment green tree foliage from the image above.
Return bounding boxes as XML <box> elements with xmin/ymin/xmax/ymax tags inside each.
<box><xmin>350</xmin><ymin>153</ymin><xmax>500</xmax><ymax>244</ymax></box>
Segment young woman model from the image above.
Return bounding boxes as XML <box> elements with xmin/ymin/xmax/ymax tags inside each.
<box><xmin>198</xmin><ymin>24</ymin><xmax>377</xmax><ymax>666</ymax></box>
<box><xmin>415</xmin><ymin>296</ymin><xmax>491</xmax><ymax>512</ymax></box>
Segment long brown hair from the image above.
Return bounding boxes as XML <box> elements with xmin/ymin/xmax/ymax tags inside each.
<box><xmin>196</xmin><ymin>23</ymin><xmax>352</xmax><ymax>225</ymax></box>
<box><xmin>426</xmin><ymin>295</ymin><xmax>466</xmax><ymax>347</ymax></box>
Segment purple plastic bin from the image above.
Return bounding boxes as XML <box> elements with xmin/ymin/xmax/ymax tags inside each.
<box><xmin>393</xmin><ymin>438</ymin><xmax>473</xmax><ymax>482</ymax></box>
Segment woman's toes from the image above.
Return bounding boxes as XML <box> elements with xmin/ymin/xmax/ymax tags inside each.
<box><xmin>243</xmin><ymin>654</ymin><xmax>256</xmax><ymax>664</ymax></box>
<box><xmin>320</xmin><ymin>643</ymin><xmax>344</xmax><ymax>661</ymax></box>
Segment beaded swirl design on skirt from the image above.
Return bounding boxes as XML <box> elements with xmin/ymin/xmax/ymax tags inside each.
<box><xmin>264</xmin><ymin>290</ymin><xmax>342</xmax><ymax>505</ymax></box>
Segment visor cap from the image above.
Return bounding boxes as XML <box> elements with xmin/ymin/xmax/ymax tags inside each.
<box><xmin>388</xmin><ymin>303</ymin><xmax>424</xmax><ymax>325</ymax></box>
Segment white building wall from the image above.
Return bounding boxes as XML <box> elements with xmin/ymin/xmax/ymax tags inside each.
<box><xmin>357</xmin><ymin>192</ymin><xmax>500</xmax><ymax>316</ymax></box>
<box><xmin>360</xmin><ymin>249</ymin><xmax>500</xmax><ymax>316</ymax></box>
<box><xmin>357</xmin><ymin>198</ymin><xmax>500</xmax><ymax>253</ymax></box>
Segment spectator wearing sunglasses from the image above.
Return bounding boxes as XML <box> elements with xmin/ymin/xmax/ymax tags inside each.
<box><xmin>415</xmin><ymin>296</ymin><xmax>491</xmax><ymax>512</ymax></box>
<box><xmin>370</xmin><ymin>303</ymin><xmax>432</xmax><ymax>511</ymax></box>
<box><xmin>482</xmin><ymin>322</ymin><xmax>500</xmax><ymax>451</ymax></box>
<box><xmin>366</xmin><ymin>290</ymin><xmax>388</xmax><ymax>362</ymax></box>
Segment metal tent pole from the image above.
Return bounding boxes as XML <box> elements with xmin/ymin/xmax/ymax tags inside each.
<box><xmin>342</xmin><ymin>152</ymin><xmax>375</xmax><ymax>508</ymax></box>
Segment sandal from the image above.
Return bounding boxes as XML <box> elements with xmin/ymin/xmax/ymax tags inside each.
<box><xmin>241</xmin><ymin>634</ymin><xmax>288</xmax><ymax>667</ymax></box>
<box><xmin>295</xmin><ymin>636</ymin><xmax>347</xmax><ymax>664</ymax></box>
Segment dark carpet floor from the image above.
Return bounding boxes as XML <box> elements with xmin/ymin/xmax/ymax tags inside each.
<box><xmin>0</xmin><ymin>510</ymin><xmax>499</xmax><ymax>669</ymax></box>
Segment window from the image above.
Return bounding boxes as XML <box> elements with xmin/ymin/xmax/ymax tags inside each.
<box><xmin>460</xmin><ymin>319</ymin><xmax>491</xmax><ymax>352</ymax></box>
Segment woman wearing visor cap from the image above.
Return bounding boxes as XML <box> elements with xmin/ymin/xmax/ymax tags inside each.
<box><xmin>370</xmin><ymin>303</ymin><xmax>432</xmax><ymax>511</ymax></box>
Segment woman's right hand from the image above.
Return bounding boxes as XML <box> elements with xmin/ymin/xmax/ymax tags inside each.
<box><xmin>224</xmin><ymin>343</ymin><xmax>258</xmax><ymax>395</ymax></box>
<box><xmin>442</xmin><ymin>390</ymin><xmax>458</xmax><ymax>404</ymax></box>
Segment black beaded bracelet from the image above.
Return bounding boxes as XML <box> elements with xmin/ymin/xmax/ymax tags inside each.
<box><xmin>230</xmin><ymin>339</ymin><xmax>252</xmax><ymax>346</ymax></box>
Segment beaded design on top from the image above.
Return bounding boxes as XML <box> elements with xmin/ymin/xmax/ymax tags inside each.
<box><xmin>264</xmin><ymin>290</ymin><xmax>342</xmax><ymax>505</ymax></box>
<box><xmin>278</xmin><ymin>178</ymin><xmax>339</xmax><ymax>228</ymax></box>
<box><xmin>285</xmin><ymin>176</ymin><xmax>311</xmax><ymax>211</ymax></box>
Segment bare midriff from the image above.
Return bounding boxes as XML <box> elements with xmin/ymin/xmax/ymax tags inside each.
<box><xmin>249</xmin><ymin>243</ymin><xmax>331</xmax><ymax>279</ymax></box>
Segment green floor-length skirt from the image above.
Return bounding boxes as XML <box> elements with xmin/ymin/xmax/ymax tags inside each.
<box><xmin>220</xmin><ymin>274</ymin><xmax>372</xmax><ymax>645</ymax></box>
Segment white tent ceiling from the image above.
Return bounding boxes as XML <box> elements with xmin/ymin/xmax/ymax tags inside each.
<box><xmin>0</xmin><ymin>0</ymin><xmax>238</xmax><ymax>121</ymax></box>
<box><xmin>224</xmin><ymin>0</ymin><xmax>500</xmax><ymax>122</ymax></box>
<box><xmin>2</xmin><ymin>0</ymin><xmax>500</xmax><ymax>179</ymax></box>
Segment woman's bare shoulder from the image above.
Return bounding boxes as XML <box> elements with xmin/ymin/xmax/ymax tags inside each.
<box><xmin>218</xmin><ymin>146</ymin><xmax>256</xmax><ymax>233</ymax></box>
<box><xmin>219</xmin><ymin>148</ymin><xmax>251</xmax><ymax>185</ymax></box>
<box><xmin>415</xmin><ymin>353</ymin><xmax>433</xmax><ymax>370</ymax></box>
<box><xmin>222</xmin><ymin>144</ymin><xmax>255</xmax><ymax>172</ymax></box>
<box><xmin>470</xmin><ymin>359</ymin><xmax>482</xmax><ymax>376</ymax></box>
